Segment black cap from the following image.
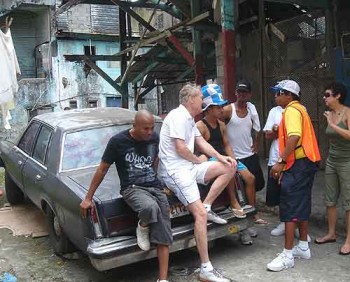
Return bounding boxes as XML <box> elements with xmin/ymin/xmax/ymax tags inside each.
<box><xmin>236</xmin><ymin>80</ymin><xmax>251</xmax><ymax>92</ymax></box>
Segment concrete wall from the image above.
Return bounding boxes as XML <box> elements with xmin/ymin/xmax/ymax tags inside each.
<box><xmin>51</xmin><ymin>39</ymin><xmax>121</xmax><ymax>110</ymax></box>
<box><xmin>0</xmin><ymin>0</ymin><xmax>54</xmax><ymax>16</ymax></box>
<box><xmin>0</xmin><ymin>78</ymin><xmax>49</xmax><ymax>142</ymax></box>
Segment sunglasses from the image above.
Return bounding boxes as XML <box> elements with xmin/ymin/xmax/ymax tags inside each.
<box><xmin>275</xmin><ymin>90</ymin><xmax>286</xmax><ymax>96</ymax></box>
<box><xmin>323</xmin><ymin>92</ymin><xmax>335</xmax><ymax>98</ymax></box>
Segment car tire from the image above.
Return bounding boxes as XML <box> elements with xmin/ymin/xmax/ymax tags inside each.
<box><xmin>46</xmin><ymin>206</ymin><xmax>76</xmax><ymax>255</ymax></box>
<box><xmin>5</xmin><ymin>171</ymin><xmax>24</xmax><ymax>204</ymax></box>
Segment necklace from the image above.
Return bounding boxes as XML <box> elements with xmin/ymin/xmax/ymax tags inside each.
<box><xmin>335</xmin><ymin>107</ymin><xmax>345</xmax><ymax>116</ymax></box>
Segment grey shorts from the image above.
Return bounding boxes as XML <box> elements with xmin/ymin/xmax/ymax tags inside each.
<box><xmin>325</xmin><ymin>157</ymin><xmax>350</xmax><ymax>210</ymax></box>
<box><xmin>121</xmin><ymin>185</ymin><xmax>173</xmax><ymax>246</ymax></box>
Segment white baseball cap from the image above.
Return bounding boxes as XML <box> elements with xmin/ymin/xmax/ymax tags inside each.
<box><xmin>271</xmin><ymin>80</ymin><xmax>300</xmax><ymax>96</ymax></box>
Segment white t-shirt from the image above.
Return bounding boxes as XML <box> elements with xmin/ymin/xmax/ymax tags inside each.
<box><xmin>263</xmin><ymin>106</ymin><xmax>283</xmax><ymax>166</ymax></box>
<box><xmin>226</xmin><ymin>102</ymin><xmax>261</xmax><ymax>159</ymax></box>
<box><xmin>158</xmin><ymin>104</ymin><xmax>201</xmax><ymax>173</ymax></box>
<box><xmin>0</xmin><ymin>28</ymin><xmax>20</xmax><ymax>104</ymax></box>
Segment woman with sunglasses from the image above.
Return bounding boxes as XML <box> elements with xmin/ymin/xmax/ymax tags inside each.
<box><xmin>315</xmin><ymin>82</ymin><xmax>350</xmax><ymax>255</ymax></box>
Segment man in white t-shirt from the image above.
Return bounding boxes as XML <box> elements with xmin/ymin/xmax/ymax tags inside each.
<box><xmin>158</xmin><ymin>83</ymin><xmax>235</xmax><ymax>282</ymax></box>
<box><xmin>263</xmin><ymin>104</ymin><xmax>283</xmax><ymax>235</ymax></box>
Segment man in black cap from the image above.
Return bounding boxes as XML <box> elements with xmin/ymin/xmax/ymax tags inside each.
<box><xmin>223</xmin><ymin>80</ymin><xmax>267</xmax><ymax>237</ymax></box>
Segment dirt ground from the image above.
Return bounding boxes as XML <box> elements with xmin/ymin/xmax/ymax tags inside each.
<box><xmin>1</xmin><ymin>168</ymin><xmax>350</xmax><ymax>281</ymax></box>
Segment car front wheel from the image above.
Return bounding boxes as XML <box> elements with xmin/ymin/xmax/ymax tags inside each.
<box><xmin>5</xmin><ymin>171</ymin><xmax>24</xmax><ymax>204</ymax></box>
<box><xmin>46</xmin><ymin>206</ymin><xmax>76</xmax><ymax>255</ymax></box>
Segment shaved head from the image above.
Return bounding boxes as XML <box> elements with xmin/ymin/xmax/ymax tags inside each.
<box><xmin>131</xmin><ymin>109</ymin><xmax>155</xmax><ymax>141</ymax></box>
<box><xmin>134</xmin><ymin>109</ymin><xmax>154</xmax><ymax>125</ymax></box>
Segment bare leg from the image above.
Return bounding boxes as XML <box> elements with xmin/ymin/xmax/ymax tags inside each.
<box><xmin>187</xmin><ymin>200</ymin><xmax>209</xmax><ymax>263</ymax></box>
<box><xmin>203</xmin><ymin>162</ymin><xmax>234</xmax><ymax>205</ymax></box>
<box><xmin>240</xmin><ymin>170</ymin><xmax>255</xmax><ymax>207</ymax></box>
<box><xmin>285</xmin><ymin>222</ymin><xmax>296</xmax><ymax>249</ymax></box>
<box><xmin>157</xmin><ymin>244</ymin><xmax>169</xmax><ymax>281</ymax></box>
<box><xmin>298</xmin><ymin>221</ymin><xmax>308</xmax><ymax>242</ymax></box>
<box><xmin>316</xmin><ymin>205</ymin><xmax>337</xmax><ymax>242</ymax></box>
<box><xmin>240</xmin><ymin>169</ymin><xmax>265</xmax><ymax>222</ymax></box>
<box><xmin>226</xmin><ymin>179</ymin><xmax>242</xmax><ymax>210</ymax></box>
<box><xmin>340</xmin><ymin>210</ymin><xmax>350</xmax><ymax>253</ymax></box>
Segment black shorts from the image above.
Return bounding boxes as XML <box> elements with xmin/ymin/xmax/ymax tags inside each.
<box><xmin>279</xmin><ymin>158</ymin><xmax>318</xmax><ymax>222</ymax></box>
<box><xmin>266</xmin><ymin>166</ymin><xmax>281</xmax><ymax>207</ymax></box>
<box><xmin>238</xmin><ymin>153</ymin><xmax>265</xmax><ymax>191</ymax></box>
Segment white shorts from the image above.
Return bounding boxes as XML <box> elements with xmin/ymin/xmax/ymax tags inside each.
<box><xmin>159</xmin><ymin>161</ymin><xmax>213</xmax><ymax>206</ymax></box>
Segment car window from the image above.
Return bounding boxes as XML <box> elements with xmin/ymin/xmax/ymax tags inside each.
<box><xmin>18</xmin><ymin>122</ymin><xmax>41</xmax><ymax>155</ymax></box>
<box><xmin>61</xmin><ymin>124</ymin><xmax>131</xmax><ymax>171</ymax></box>
<box><xmin>33</xmin><ymin>126</ymin><xmax>53</xmax><ymax>165</ymax></box>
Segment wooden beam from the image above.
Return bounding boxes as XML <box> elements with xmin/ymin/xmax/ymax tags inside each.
<box><xmin>55</xmin><ymin>0</ymin><xmax>83</xmax><ymax>16</ymax></box>
<box><xmin>64</xmin><ymin>55</ymin><xmax>123</xmax><ymax>61</ymax></box>
<box><xmin>110</xmin><ymin>0</ymin><xmax>156</xmax><ymax>32</ymax></box>
<box><xmin>120</xmin><ymin>0</ymin><xmax>160</xmax><ymax>85</ymax></box>
<box><xmin>132</xmin><ymin>61</ymin><xmax>159</xmax><ymax>84</ymax></box>
<box><xmin>175</xmin><ymin>67</ymin><xmax>194</xmax><ymax>80</ymax></box>
<box><xmin>82</xmin><ymin>56</ymin><xmax>124</xmax><ymax>94</ymax></box>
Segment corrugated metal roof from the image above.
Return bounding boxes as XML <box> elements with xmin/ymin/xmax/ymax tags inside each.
<box><xmin>91</xmin><ymin>4</ymin><xmax>119</xmax><ymax>35</ymax></box>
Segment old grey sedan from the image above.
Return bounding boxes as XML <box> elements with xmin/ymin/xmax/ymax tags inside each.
<box><xmin>0</xmin><ymin>107</ymin><xmax>255</xmax><ymax>271</ymax></box>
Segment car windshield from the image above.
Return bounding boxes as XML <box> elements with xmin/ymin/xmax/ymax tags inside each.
<box><xmin>61</xmin><ymin>125</ymin><xmax>130</xmax><ymax>171</ymax></box>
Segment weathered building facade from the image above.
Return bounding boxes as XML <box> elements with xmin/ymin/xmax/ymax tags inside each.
<box><xmin>0</xmin><ymin>0</ymin><xmax>175</xmax><ymax>140</ymax></box>
<box><xmin>2</xmin><ymin>0</ymin><xmax>350</xmax><ymax>162</ymax></box>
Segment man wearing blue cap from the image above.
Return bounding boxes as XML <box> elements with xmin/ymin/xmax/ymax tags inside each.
<box><xmin>197</xmin><ymin>84</ymin><xmax>248</xmax><ymax>219</ymax></box>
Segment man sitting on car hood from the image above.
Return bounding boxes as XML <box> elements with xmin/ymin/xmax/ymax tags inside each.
<box><xmin>80</xmin><ymin>109</ymin><xmax>172</xmax><ymax>282</ymax></box>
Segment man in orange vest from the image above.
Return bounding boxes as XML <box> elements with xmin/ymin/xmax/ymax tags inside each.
<box><xmin>266</xmin><ymin>80</ymin><xmax>321</xmax><ymax>272</ymax></box>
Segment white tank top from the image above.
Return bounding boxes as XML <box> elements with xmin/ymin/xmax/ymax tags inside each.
<box><xmin>226</xmin><ymin>102</ymin><xmax>261</xmax><ymax>159</ymax></box>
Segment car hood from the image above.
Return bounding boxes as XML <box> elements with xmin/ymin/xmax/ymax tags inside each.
<box><xmin>66</xmin><ymin>166</ymin><xmax>121</xmax><ymax>201</ymax></box>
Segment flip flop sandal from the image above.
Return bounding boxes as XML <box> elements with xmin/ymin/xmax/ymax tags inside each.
<box><xmin>314</xmin><ymin>238</ymin><xmax>336</xmax><ymax>244</ymax></box>
<box><xmin>254</xmin><ymin>218</ymin><xmax>268</xmax><ymax>225</ymax></box>
<box><xmin>230</xmin><ymin>208</ymin><xmax>246</xmax><ymax>219</ymax></box>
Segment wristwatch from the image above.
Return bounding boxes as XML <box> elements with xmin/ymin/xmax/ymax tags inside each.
<box><xmin>277</xmin><ymin>157</ymin><xmax>286</xmax><ymax>164</ymax></box>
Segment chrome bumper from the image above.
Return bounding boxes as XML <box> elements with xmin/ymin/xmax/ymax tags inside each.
<box><xmin>88</xmin><ymin>206</ymin><xmax>255</xmax><ymax>271</ymax></box>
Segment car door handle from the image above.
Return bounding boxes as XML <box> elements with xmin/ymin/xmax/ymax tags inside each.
<box><xmin>36</xmin><ymin>175</ymin><xmax>41</xmax><ymax>180</ymax></box>
<box><xmin>18</xmin><ymin>160</ymin><xmax>22</xmax><ymax>165</ymax></box>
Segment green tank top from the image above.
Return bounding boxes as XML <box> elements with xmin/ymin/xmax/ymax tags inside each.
<box><xmin>326</xmin><ymin>120</ymin><xmax>350</xmax><ymax>160</ymax></box>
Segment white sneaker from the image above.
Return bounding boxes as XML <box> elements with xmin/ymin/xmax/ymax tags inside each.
<box><xmin>292</xmin><ymin>245</ymin><xmax>311</xmax><ymax>259</ymax></box>
<box><xmin>294</xmin><ymin>229</ymin><xmax>311</xmax><ymax>242</ymax></box>
<box><xmin>199</xmin><ymin>268</ymin><xmax>230</xmax><ymax>282</ymax></box>
<box><xmin>247</xmin><ymin>226</ymin><xmax>258</xmax><ymax>238</ymax></box>
<box><xmin>271</xmin><ymin>222</ymin><xmax>285</xmax><ymax>236</ymax></box>
<box><xmin>240</xmin><ymin>230</ymin><xmax>253</xmax><ymax>245</ymax></box>
<box><xmin>207</xmin><ymin>210</ymin><xmax>227</xmax><ymax>224</ymax></box>
<box><xmin>136</xmin><ymin>222</ymin><xmax>150</xmax><ymax>251</ymax></box>
<box><xmin>267</xmin><ymin>252</ymin><xmax>294</xmax><ymax>272</ymax></box>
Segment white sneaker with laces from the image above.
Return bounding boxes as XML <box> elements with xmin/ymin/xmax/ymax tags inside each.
<box><xmin>294</xmin><ymin>229</ymin><xmax>311</xmax><ymax>242</ymax></box>
<box><xmin>292</xmin><ymin>245</ymin><xmax>311</xmax><ymax>259</ymax></box>
<box><xmin>136</xmin><ymin>222</ymin><xmax>150</xmax><ymax>251</ymax></box>
<box><xmin>240</xmin><ymin>230</ymin><xmax>253</xmax><ymax>245</ymax></box>
<box><xmin>271</xmin><ymin>222</ymin><xmax>285</xmax><ymax>236</ymax></box>
<box><xmin>199</xmin><ymin>268</ymin><xmax>230</xmax><ymax>282</ymax></box>
<box><xmin>267</xmin><ymin>252</ymin><xmax>294</xmax><ymax>272</ymax></box>
<box><xmin>207</xmin><ymin>210</ymin><xmax>227</xmax><ymax>224</ymax></box>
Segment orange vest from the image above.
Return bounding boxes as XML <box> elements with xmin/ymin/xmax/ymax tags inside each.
<box><xmin>278</xmin><ymin>101</ymin><xmax>321</xmax><ymax>170</ymax></box>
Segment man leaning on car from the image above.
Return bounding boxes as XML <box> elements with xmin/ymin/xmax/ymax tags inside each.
<box><xmin>80</xmin><ymin>109</ymin><xmax>172</xmax><ymax>282</ymax></box>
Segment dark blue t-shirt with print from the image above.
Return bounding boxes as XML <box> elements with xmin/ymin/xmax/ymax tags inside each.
<box><xmin>102</xmin><ymin>129</ymin><xmax>162</xmax><ymax>190</ymax></box>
